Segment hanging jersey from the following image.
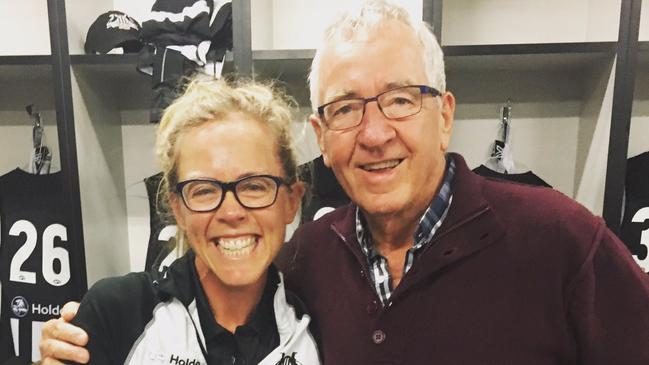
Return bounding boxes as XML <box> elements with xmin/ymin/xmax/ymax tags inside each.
<box><xmin>472</xmin><ymin>165</ymin><xmax>552</xmax><ymax>188</ymax></box>
<box><xmin>298</xmin><ymin>156</ymin><xmax>350</xmax><ymax>223</ymax></box>
<box><xmin>139</xmin><ymin>0</ymin><xmax>232</xmax><ymax>122</ymax></box>
<box><xmin>0</xmin><ymin>169</ymin><xmax>84</xmax><ymax>362</ymax></box>
<box><xmin>143</xmin><ymin>173</ymin><xmax>178</xmax><ymax>272</ymax></box>
<box><xmin>620</xmin><ymin>151</ymin><xmax>649</xmax><ymax>272</ymax></box>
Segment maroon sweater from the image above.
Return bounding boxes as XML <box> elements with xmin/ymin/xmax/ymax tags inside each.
<box><xmin>280</xmin><ymin>153</ymin><xmax>649</xmax><ymax>364</ymax></box>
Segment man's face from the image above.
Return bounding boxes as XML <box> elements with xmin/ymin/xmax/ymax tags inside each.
<box><xmin>311</xmin><ymin>19</ymin><xmax>455</xmax><ymax>219</ymax></box>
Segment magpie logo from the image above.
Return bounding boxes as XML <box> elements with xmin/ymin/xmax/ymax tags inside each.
<box><xmin>107</xmin><ymin>13</ymin><xmax>139</xmax><ymax>31</ymax></box>
<box><xmin>11</xmin><ymin>296</ymin><xmax>29</xmax><ymax>318</ymax></box>
<box><xmin>313</xmin><ymin>206</ymin><xmax>335</xmax><ymax>221</ymax></box>
<box><xmin>274</xmin><ymin>352</ymin><xmax>301</xmax><ymax>365</ymax></box>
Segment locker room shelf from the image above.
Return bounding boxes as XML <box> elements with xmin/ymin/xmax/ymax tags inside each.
<box><xmin>0</xmin><ymin>55</ymin><xmax>52</xmax><ymax>65</ymax></box>
<box><xmin>252</xmin><ymin>49</ymin><xmax>315</xmax><ymax>105</ymax></box>
<box><xmin>0</xmin><ymin>56</ymin><xmax>55</xmax><ymax>111</ymax></box>
<box><xmin>637</xmin><ymin>41</ymin><xmax>649</xmax><ymax>67</ymax></box>
<box><xmin>445</xmin><ymin>42</ymin><xmax>615</xmax><ymax>72</ymax></box>
<box><xmin>70</xmin><ymin>53</ymin><xmax>235</xmax><ymax>76</ymax></box>
<box><xmin>445</xmin><ymin>42</ymin><xmax>616</xmax><ymax>105</ymax></box>
<box><xmin>68</xmin><ymin>53</ymin><xmax>236</xmax><ymax>112</ymax></box>
<box><xmin>250</xmin><ymin>42</ymin><xmax>616</xmax><ymax>106</ymax></box>
<box><xmin>0</xmin><ymin>56</ymin><xmax>53</xmax><ymax>82</ymax></box>
<box><xmin>70</xmin><ymin>54</ymin><xmax>151</xmax><ymax>111</ymax></box>
<box><xmin>634</xmin><ymin>41</ymin><xmax>649</xmax><ymax>103</ymax></box>
<box><xmin>250</xmin><ymin>43</ymin><xmax>615</xmax><ymax>75</ymax></box>
<box><xmin>70</xmin><ymin>54</ymin><xmax>149</xmax><ymax>82</ymax></box>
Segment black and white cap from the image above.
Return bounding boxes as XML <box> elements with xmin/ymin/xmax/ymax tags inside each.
<box><xmin>85</xmin><ymin>11</ymin><xmax>143</xmax><ymax>54</ymax></box>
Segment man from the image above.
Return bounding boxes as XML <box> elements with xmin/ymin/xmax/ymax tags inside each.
<box><xmin>40</xmin><ymin>1</ymin><xmax>649</xmax><ymax>364</ymax></box>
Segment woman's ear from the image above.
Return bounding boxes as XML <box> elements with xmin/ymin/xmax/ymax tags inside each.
<box><xmin>169</xmin><ymin>194</ymin><xmax>187</xmax><ymax>230</ymax></box>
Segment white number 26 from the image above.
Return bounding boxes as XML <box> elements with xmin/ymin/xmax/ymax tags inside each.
<box><xmin>9</xmin><ymin>220</ymin><xmax>71</xmax><ymax>287</ymax></box>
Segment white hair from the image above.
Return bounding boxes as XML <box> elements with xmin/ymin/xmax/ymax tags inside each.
<box><xmin>307</xmin><ymin>0</ymin><xmax>446</xmax><ymax>111</ymax></box>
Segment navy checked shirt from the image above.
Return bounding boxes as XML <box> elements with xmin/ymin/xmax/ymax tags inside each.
<box><xmin>356</xmin><ymin>156</ymin><xmax>456</xmax><ymax>305</ymax></box>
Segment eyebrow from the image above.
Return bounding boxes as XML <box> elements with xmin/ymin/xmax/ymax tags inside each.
<box><xmin>184</xmin><ymin>171</ymin><xmax>274</xmax><ymax>183</ymax></box>
<box><xmin>323</xmin><ymin>90</ymin><xmax>360</xmax><ymax>104</ymax></box>
<box><xmin>322</xmin><ymin>81</ymin><xmax>415</xmax><ymax>104</ymax></box>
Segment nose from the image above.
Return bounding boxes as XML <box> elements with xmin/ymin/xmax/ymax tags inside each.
<box><xmin>356</xmin><ymin>101</ymin><xmax>396</xmax><ymax>149</ymax></box>
<box><xmin>214</xmin><ymin>191</ymin><xmax>247</xmax><ymax>224</ymax></box>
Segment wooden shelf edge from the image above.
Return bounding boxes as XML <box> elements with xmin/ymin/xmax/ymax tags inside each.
<box><xmin>443</xmin><ymin>42</ymin><xmax>616</xmax><ymax>56</ymax></box>
<box><xmin>253</xmin><ymin>49</ymin><xmax>315</xmax><ymax>60</ymax></box>
<box><xmin>249</xmin><ymin>43</ymin><xmax>616</xmax><ymax>61</ymax></box>
<box><xmin>70</xmin><ymin>54</ymin><xmax>139</xmax><ymax>65</ymax></box>
<box><xmin>0</xmin><ymin>55</ymin><xmax>52</xmax><ymax>65</ymax></box>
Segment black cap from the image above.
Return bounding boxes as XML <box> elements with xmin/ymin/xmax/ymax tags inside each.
<box><xmin>85</xmin><ymin>11</ymin><xmax>143</xmax><ymax>54</ymax></box>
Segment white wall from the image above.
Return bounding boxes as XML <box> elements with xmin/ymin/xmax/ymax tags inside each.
<box><xmin>640</xmin><ymin>0</ymin><xmax>649</xmax><ymax>41</ymax></box>
<box><xmin>573</xmin><ymin>59</ymin><xmax>616</xmax><ymax>215</ymax></box>
<box><xmin>252</xmin><ymin>0</ymin><xmax>423</xmax><ymax>50</ymax></box>
<box><xmin>121</xmin><ymin>124</ymin><xmax>158</xmax><ymax>272</ymax></box>
<box><xmin>0</xmin><ymin>0</ymin><xmax>51</xmax><ymax>55</ymax></box>
<box><xmin>112</xmin><ymin>0</ymin><xmax>155</xmax><ymax>23</ymax></box>
<box><xmin>442</xmin><ymin>0</ymin><xmax>620</xmax><ymax>45</ymax></box>
<box><xmin>71</xmin><ymin>69</ymin><xmax>130</xmax><ymax>285</ymax></box>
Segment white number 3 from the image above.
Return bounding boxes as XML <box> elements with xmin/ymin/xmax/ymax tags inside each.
<box><xmin>9</xmin><ymin>220</ymin><xmax>71</xmax><ymax>287</ymax></box>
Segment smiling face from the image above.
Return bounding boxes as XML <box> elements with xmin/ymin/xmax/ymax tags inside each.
<box><xmin>311</xmin><ymin>19</ymin><xmax>455</xmax><ymax>220</ymax></box>
<box><xmin>170</xmin><ymin>113</ymin><xmax>302</xmax><ymax>290</ymax></box>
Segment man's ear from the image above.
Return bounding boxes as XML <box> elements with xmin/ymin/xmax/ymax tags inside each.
<box><xmin>309</xmin><ymin>113</ymin><xmax>331</xmax><ymax>167</ymax></box>
<box><xmin>284</xmin><ymin>181</ymin><xmax>305</xmax><ymax>225</ymax></box>
<box><xmin>439</xmin><ymin>91</ymin><xmax>456</xmax><ymax>152</ymax></box>
<box><xmin>169</xmin><ymin>194</ymin><xmax>187</xmax><ymax>230</ymax></box>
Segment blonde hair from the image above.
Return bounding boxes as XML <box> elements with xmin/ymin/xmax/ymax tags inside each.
<box><xmin>154</xmin><ymin>76</ymin><xmax>299</xmax><ymax>252</ymax></box>
<box><xmin>308</xmin><ymin>0</ymin><xmax>445</xmax><ymax>110</ymax></box>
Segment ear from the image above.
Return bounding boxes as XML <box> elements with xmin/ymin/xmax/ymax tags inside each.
<box><xmin>309</xmin><ymin>113</ymin><xmax>331</xmax><ymax>167</ymax></box>
<box><xmin>169</xmin><ymin>194</ymin><xmax>187</xmax><ymax>231</ymax></box>
<box><xmin>439</xmin><ymin>91</ymin><xmax>456</xmax><ymax>152</ymax></box>
<box><xmin>283</xmin><ymin>181</ymin><xmax>305</xmax><ymax>225</ymax></box>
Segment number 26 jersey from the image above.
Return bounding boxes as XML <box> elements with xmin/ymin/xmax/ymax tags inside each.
<box><xmin>0</xmin><ymin>168</ymin><xmax>84</xmax><ymax>363</ymax></box>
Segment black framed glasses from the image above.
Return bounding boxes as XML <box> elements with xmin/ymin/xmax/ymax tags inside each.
<box><xmin>317</xmin><ymin>85</ymin><xmax>442</xmax><ymax>131</ymax></box>
<box><xmin>176</xmin><ymin>175</ymin><xmax>287</xmax><ymax>212</ymax></box>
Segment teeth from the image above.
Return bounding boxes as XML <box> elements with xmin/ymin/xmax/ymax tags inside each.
<box><xmin>217</xmin><ymin>236</ymin><xmax>257</xmax><ymax>258</ymax></box>
<box><xmin>362</xmin><ymin>159</ymin><xmax>401</xmax><ymax>171</ymax></box>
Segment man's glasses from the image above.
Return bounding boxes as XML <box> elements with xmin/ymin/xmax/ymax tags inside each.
<box><xmin>317</xmin><ymin>85</ymin><xmax>442</xmax><ymax>131</ymax></box>
<box><xmin>176</xmin><ymin>175</ymin><xmax>288</xmax><ymax>212</ymax></box>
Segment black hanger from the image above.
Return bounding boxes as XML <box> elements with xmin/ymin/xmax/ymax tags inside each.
<box><xmin>25</xmin><ymin>104</ymin><xmax>52</xmax><ymax>174</ymax></box>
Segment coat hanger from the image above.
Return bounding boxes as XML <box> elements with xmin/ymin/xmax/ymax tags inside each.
<box><xmin>484</xmin><ymin>100</ymin><xmax>513</xmax><ymax>173</ymax></box>
<box><xmin>25</xmin><ymin>104</ymin><xmax>52</xmax><ymax>174</ymax></box>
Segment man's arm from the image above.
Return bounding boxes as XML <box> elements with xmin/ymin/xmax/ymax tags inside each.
<box><xmin>39</xmin><ymin>302</ymin><xmax>89</xmax><ymax>365</ymax></box>
<box><xmin>568</xmin><ymin>223</ymin><xmax>649</xmax><ymax>364</ymax></box>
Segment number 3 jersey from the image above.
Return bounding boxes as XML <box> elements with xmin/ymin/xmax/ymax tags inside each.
<box><xmin>0</xmin><ymin>168</ymin><xmax>84</xmax><ymax>363</ymax></box>
<box><xmin>621</xmin><ymin>152</ymin><xmax>649</xmax><ymax>273</ymax></box>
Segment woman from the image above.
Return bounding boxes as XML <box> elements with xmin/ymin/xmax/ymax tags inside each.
<box><xmin>65</xmin><ymin>77</ymin><xmax>318</xmax><ymax>364</ymax></box>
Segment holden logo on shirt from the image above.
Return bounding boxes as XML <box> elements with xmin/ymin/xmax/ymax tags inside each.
<box><xmin>11</xmin><ymin>296</ymin><xmax>29</xmax><ymax>318</ymax></box>
<box><xmin>274</xmin><ymin>352</ymin><xmax>301</xmax><ymax>365</ymax></box>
